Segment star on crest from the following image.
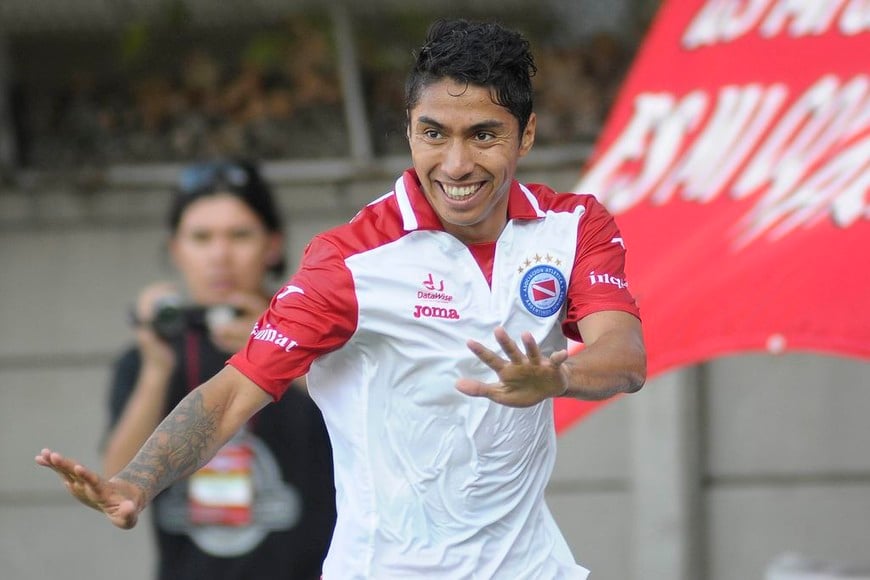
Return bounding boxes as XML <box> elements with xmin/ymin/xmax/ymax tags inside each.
<box><xmin>517</xmin><ymin>252</ymin><xmax>563</xmax><ymax>273</ymax></box>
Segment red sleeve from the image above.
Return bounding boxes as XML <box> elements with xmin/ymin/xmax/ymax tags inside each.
<box><xmin>228</xmin><ymin>237</ymin><xmax>358</xmax><ymax>400</ymax></box>
<box><xmin>562</xmin><ymin>197</ymin><xmax>641</xmax><ymax>343</ymax></box>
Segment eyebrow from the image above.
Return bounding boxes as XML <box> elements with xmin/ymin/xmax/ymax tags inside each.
<box><xmin>416</xmin><ymin>116</ymin><xmax>507</xmax><ymax>133</ymax></box>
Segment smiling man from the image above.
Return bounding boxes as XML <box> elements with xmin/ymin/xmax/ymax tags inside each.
<box><xmin>37</xmin><ymin>19</ymin><xmax>646</xmax><ymax>580</ymax></box>
<box><xmin>407</xmin><ymin>77</ymin><xmax>535</xmax><ymax>243</ymax></box>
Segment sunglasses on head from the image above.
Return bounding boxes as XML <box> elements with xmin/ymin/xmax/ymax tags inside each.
<box><xmin>177</xmin><ymin>162</ymin><xmax>251</xmax><ymax>195</ymax></box>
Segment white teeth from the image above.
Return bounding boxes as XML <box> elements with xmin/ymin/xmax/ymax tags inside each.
<box><xmin>442</xmin><ymin>183</ymin><xmax>478</xmax><ymax>200</ymax></box>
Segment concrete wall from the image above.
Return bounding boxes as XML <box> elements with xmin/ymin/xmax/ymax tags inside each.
<box><xmin>1</xmin><ymin>160</ymin><xmax>868</xmax><ymax>580</ymax></box>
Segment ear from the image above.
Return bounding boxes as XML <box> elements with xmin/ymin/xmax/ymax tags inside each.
<box><xmin>168</xmin><ymin>236</ymin><xmax>181</xmax><ymax>270</ymax></box>
<box><xmin>519</xmin><ymin>112</ymin><xmax>536</xmax><ymax>157</ymax></box>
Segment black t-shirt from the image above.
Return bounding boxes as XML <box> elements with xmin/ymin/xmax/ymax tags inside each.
<box><xmin>107</xmin><ymin>328</ymin><xmax>336</xmax><ymax>580</ymax></box>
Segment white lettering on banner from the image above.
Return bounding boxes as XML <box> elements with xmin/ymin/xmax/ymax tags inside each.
<box><xmin>733</xmin><ymin>75</ymin><xmax>869</xmax><ymax>199</ymax></box>
<box><xmin>581</xmin><ymin>92</ymin><xmax>707</xmax><ymax>213</ymax></box>
<box><xmin>737</xmin><ymin>134</ymin><xmax>870</xmax><ymax>244</ymax></box>
<box><xmin>683</xmin><ymin>0</ymin><xmax>869</xmax><ymax>48</ymax></box>
<box><xmin>684</xmin><ymin>0</ymin><xmax>771</xmax><ymax>47</ymax></box>
<box><xmin>652</xmin><ymin>83</ymin><xmax>789</xmax><ymax>205</ymax></box>
<box><xmin>250</xmin><ymin>323</ymin><xmax>298</xmax><ymax>352</ymax></box>
<box><xmin>579</xmin><ymin>75</ymin><xmax>870</xmax><ymax>245</ymax></box>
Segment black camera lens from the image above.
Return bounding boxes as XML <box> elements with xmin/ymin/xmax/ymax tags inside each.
<box><xmin>146</xmin><ymin>296</ymin><xmax>238</xmax><ymax>342</ymax></box>
<box><xmin>151</xmin><ymin>301</ymin><xmax>187</xmax><ymax>342</ymax></box>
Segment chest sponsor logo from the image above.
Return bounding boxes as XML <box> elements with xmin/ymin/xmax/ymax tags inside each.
<box><xmin>413</xmin><ymin>304</ymin><xmax>461</xmax><ymax>320</ymax></box>
<box><xmin>250</xmin><ymin>323</ymin><xmax>298</xmax><ymax>352</ymax></box>
<box><xmin>418</xmin><ymin>273</ymin><xmax>454</xmax><ymax>302</ymax></box>
<box><xmin>520</xmin><ymin>264</ymin><xmax>567</xmax><ymax>318</ymax></box>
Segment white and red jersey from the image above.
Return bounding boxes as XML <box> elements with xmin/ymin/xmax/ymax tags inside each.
<box><xmin>229</xmin><ymin>169</ymin><xmax>639</xmax><ymax>579</ymax></box>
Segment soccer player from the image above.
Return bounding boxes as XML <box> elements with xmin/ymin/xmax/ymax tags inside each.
<box><xmin>37</xmin><ymin>18</ymin><xmax>646</xmax><ymax>579</ymax></box>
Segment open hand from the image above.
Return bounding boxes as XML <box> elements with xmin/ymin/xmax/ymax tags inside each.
<box><xmin>35</xmin><ymin>448</ymin><xmax>142</xmax><ymax>529</ymax></box>
<box><xmin>456</xmin><ymin>326</ymin><xmax>569</xmax><ymax>407</ymax></box>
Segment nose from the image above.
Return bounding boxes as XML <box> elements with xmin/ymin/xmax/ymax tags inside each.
<box><xmin>441</xmin><ymin>139</ymin><xmax>475</xmax><ymax>180</ymax></box>
<box><xmin>208</xmin><ymin>236</ymin><xmax>233</xmax><ymax>264</ymax></box>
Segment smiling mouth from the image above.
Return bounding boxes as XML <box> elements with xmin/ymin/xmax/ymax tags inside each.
<box><xmin>440</xmin><ymin>182</ymin><xmax>482</xmax><ymax>200</ymax></box>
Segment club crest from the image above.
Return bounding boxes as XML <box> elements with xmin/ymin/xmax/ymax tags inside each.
<box><xmin>520</xmin><ymin>264</ymin><xmax>567</xmax><ymax>317</ymax></box>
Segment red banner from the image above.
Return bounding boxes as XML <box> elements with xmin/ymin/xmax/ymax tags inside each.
<box><xmin>555</xmin><ymin>0</ymin><xmax>870</xmax><ymax>433</ymax></box>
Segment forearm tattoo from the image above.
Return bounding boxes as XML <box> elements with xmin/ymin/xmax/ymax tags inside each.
<box><xmin>116</xmin><ymin>389</ymin><xmax>220</xmax><ymax>502</ymax></box>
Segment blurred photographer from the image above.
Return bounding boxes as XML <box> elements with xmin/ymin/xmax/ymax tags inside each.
<box><xmin>102</xmin><ymin>159</ymin><xmax>335</xmax><ymax>580</ymax></box>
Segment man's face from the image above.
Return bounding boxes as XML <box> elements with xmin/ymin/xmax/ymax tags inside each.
<box><xmin>407</xmin><ymin>78</ymin><xmax>536</xmax><ymax>244</ymax></box>
<box><xmin>170</xmin><ymin>193</ymin><xmax>282</xmax><ymax>305</ymax></box>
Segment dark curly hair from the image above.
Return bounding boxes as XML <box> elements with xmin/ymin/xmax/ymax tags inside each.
<box><xmin>405</xmin><ymin>19</ymin><xmax>537</xmax><ymax>136</ymax></box>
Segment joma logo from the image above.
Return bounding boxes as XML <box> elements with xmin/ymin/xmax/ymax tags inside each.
<box><xmin>413</xmin><ymin>304</ymin><xmax>460</xmax><ymax>320</ymax></box>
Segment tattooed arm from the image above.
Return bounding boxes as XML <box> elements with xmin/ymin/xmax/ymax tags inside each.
<box><xmin>36</xmin><ymin>366</ymin><xmax>272</xmax><ymax>529</ymax></box>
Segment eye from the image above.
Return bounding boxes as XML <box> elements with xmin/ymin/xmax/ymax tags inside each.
<box><xmin>423</xmin><ymin>128</ymin><xmax>442</xmax><ymax>139</ymax></box>
<box><xmin>230</xmin><ymin>229</ymin><xmax>257</xmax><ymax>241</ymax></box>
<box><xmin>474</xmin><ymin>131</ymin><xmax>495</xmax><ymax>142</ymax></box>
<box><xmin>190</xmin><ymin>231</ymin><xmax>211</xmax><ymax>243</ymax></box>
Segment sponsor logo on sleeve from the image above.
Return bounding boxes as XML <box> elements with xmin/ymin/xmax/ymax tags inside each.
<box><xmin>250</xmin><ymin>323</ymin><xmax>298</xmax><ymax>352</ymax></box>
<box><xmin>588</xmin><ymin>271</ymin><xmax>628</xmax><ymax>289</ymax></box>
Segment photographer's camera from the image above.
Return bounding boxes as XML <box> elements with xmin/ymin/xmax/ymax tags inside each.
<box><xmin>149</xmin><ymin>296</ymin><xmax>238</xmax><ymax>341</ymax></box>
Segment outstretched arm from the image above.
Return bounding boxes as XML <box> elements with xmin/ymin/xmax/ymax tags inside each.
<box><xmin>36</xmin><ymin>365</ymin><xmax>272</xmax><ymax>529</ymax></box>
<box><xmin>456</xmin><ymin>310</ymin><xmax>646</xmax><ymax>407</ymax></box>
<box><xmin>559</xmin><ymin>310</ymin><xmax>646</xmax><ymax>400</ymax></box>
<box><xmin>103</xmin><ymin>281</ymin><xmax>179</xmax><ymax>478</ymax></box>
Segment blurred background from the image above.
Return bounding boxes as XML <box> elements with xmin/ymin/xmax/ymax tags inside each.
<box><xmin>1</xmin><ymin>1</ymin><xmax>868</xmax><ymax>579</ymax></box>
